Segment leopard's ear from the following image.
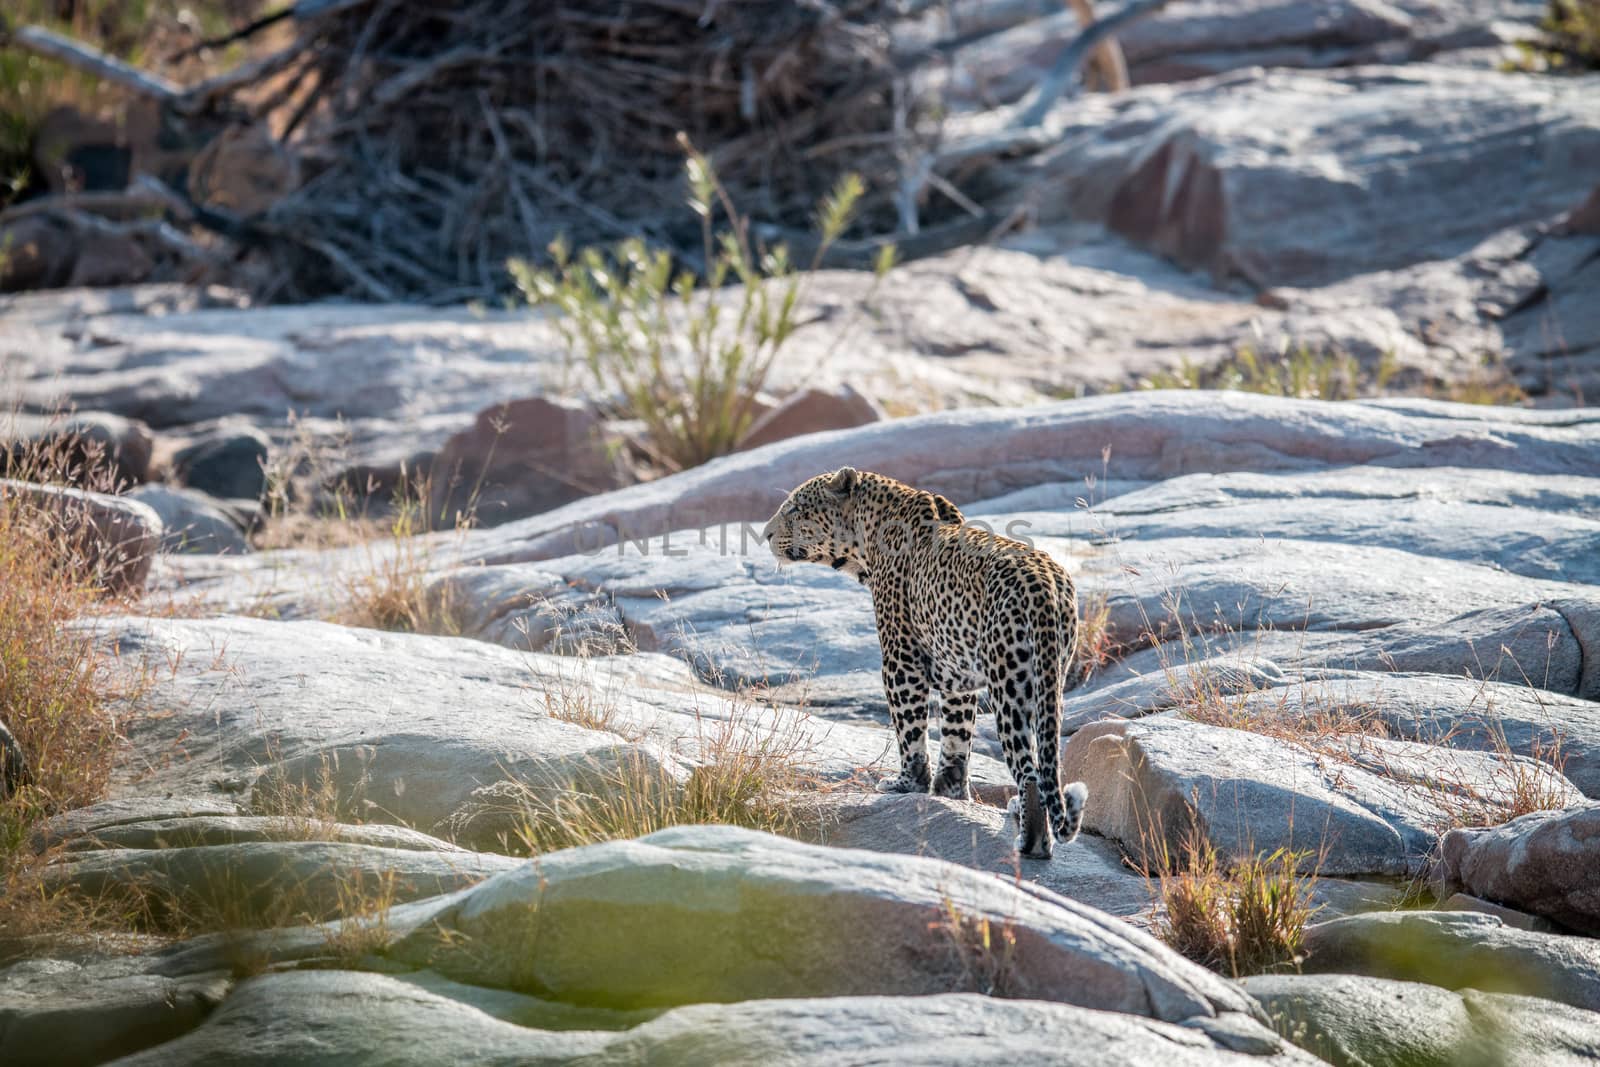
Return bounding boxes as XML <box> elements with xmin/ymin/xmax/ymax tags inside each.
<box><xmin>828</xmin><ymin>467</ymin><xmax>859</xmax><ymax>496</ymax></box>
<box><xmin>932</xmin><ymin>494</ymin><xmax>963</xmax><ymax>523</ymax></box>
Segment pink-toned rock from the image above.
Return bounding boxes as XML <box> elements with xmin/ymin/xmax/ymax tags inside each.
<box><xmin>1438</xmin><ymin>805</ymin><xmax>1600</xmax><ymax>936</ymax></box>
<box><xmin>1567</xmin><ymin>184</ymin><xmax>1600</xmax><ymax>235</ymax></box>
<box><xmin>737</xmin><ymin>384</ymin><xmax>884</xmax><ymax>451</ymax></box>
<box><xmin>0</xmin><ymin>479</ymin><xmax>163</xmax><ymax>596</ymax></box>
<box><xmin>428</xmin><ymin>395</ymin><xmax>627</xmax><ymax>526</ymax></box>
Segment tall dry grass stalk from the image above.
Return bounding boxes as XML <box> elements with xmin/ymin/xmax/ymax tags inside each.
<box><xmin>0</xmin><ymin>423</ymin><xmax>147</xmax><ymax>954</ymax></box>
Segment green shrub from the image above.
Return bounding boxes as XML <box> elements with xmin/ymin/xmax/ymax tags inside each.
<box><xmin>510</xmin><ymin>138</ymin><xmax>891</xmax><ymax>471</ymax></box>
<box><xmin>1542</xmin><ymin>0</ymin><xmax>1600</xmax><ymax>66</ymax></box>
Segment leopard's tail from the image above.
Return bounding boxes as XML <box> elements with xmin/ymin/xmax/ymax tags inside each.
<box><xmin>1044</xmin><ymin>568</ymin><xmax>1087</xmax><ymax>844</ymax></box>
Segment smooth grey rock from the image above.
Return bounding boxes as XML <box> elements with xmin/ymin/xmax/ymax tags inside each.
<box><xmin>171</xmin><ymin>422</ymin><xmax>271</xmax><ymax>501</ymax></box>
<box><xmin>1061</xmin><ymin>717</ymin><xmax>1584</xmax><ymax>877</ymax></box>
<box><xmin>1503</xmin><ymin>254</ymin><xmax>1600</xmax><ymax>401</ymax></box>
<box><xmin>0</xmin><ymin>957</ymin><xmax>228</xmax><ymax>1067</ymax></box>
<box><xmin>1077</xmin><ymin>465</ymin><xmax>1600</xmax><ymax>586</ymax></box>
<box><xmin>1070</xmin><ymin>661</ymin><xmax>1600</xmax><ymax>796</ymax></box>
<box><xmin>393</xmin><ymin>969</ymin><xmax>658</xmax><ymax>1031</ymax></box>
<box><xmin>1117</xmin><ymin>0</ymin><xmax>1419</xmax><ymax>82</ymax></box>
<box><xmin>391</xmin><ymin>826</ymin><xmax>1261</xmax><ymax>1023</ymax></box>
<box><xmin>100</xmin><ymin>616</ymin><xmax>992</xmax><ymax>839</ymax></box>
<box><xmin>1270</xmin><ymin>675</ymin><xmax>1600</xmax><ymax>798</ymax></box>
<box><xmin>446</xmin><ymin>393</ymin><xmax>1600</xmax><ymax>566</ymax></box>
<box><xmin>1301</xmin><ymin>910</ymin><xmax>1600</xmax><ymax>1013</ymax></box>
<box><xmin>53</xmin><ymin>814</ymin><xmax>471</xmax><ymax>855</ymax></box>
<box><xmin>1438</xmin><ymin>805</ymin><xmax>1600</xmax><ymax>936</ymax></box>
<box><xmin>1030</xmin><ymin>66</ymin><xmax>1600</xmax><ymax>287</ymax></box>
<box><xmin>1244</xmin><ymin>972</ymin><xmax>1600</xmax><ymax>1067</ymax></box>
<box><xmin>33</xmin><ymin>796</ymin><xmax>244</xmax><ymax>851</ymax></box>
<box><xmin>44</xmin><ymin>841</ymin><xmax>518</xmax><ymax>924</ymax></box>
<box><xmin>814</xmin><ymin>793</ymin><xmax>1153</xmax><ymax>918</ymax></box>
<box><xmin>106</xmin><ymin>970</ymin><xmax>1316</xmax><ymax>1066</ymax></box>
<box><xmin>1437</xmin><ymin>893</ymin><xmax>1558</xmax><ymax>935</ymax></box>
<box><xmin>1083</xmin><ymin>535</ymin><xmax>1580</xmax><ymax>655</ymax></box>
<box><xmin>128</xmin><ymin>485</ymin><xmax>249</xmax><ymax>555</ymax></box>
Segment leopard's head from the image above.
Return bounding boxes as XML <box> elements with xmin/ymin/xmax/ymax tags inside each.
<box><xmin>762</xmin><ymin>467</ymin><xmax>868</xmax><ymax>583</ymax></box>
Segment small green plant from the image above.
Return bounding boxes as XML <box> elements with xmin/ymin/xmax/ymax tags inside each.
<box><xmin>1510</xmin><ymin>0</ymin><xmax>1600</xmax><ymax>69</ymax></box>
<box><xmin>511</xmin><ymin>137</ymin><xmax>887</xmax><ymax>471</ymax></box>
<box><xmin>1140</xmin><ymin>340</ymin><xmax>1527</xmax><ymax>405</ymax></box>
<box><xmin>1141</xmin><ymin>341</ymin><xmax>1378</xmax><ymax>400</ymax></box>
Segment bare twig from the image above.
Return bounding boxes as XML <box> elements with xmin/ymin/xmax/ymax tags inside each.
<box><xmin>1064</xmin><ymin>0</ymin><xmax>1130</xmax><ymax>92</ymax></box>
<box><xmin>1014</xmin><ymin>0</ymin><xmax>1169</xmax><ymax>127</ymax></box>
<box><xmin>7</xmin><ymin>25</ymin><xmax>181</xmax><ymax>102</ymax></box>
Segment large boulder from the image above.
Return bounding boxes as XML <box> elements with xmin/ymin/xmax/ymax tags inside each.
<box><xmin>1031</xmin><ymin>65</ymin><xmax>1600</xmax><ymax>286</ymax></box>
<box><xmin>1301</xmin><ymin>910</ymin><xmax>1600</xmax><ymax>1013</ymax></box>
<box><xmin>1070</xmin><ymin>669</ymin><xmax>1600</xmax><ymax>798</ymax></box>
<box><xmin>43</xmin><ymin>811</ymin><xmax>473</xmax><ymax>855</ymax></box>
<box><xmin>390</xmin><ymin>825</ymin><xmax>1263</xmax><ymax>1023</ymax></box>
<box><xmin>450</xmin><ymin>394</ymin><xmax>1600</xmax><ymax>565</ymax></box>
<box><xmin>1061</xmin><ymin>716</ymin><xmax>1583</xmax><ymax>877</ymax></box>
<box><xmin>1244</xmin><ymin>972</ymin><xmax>1600</xmax><ymax>1067</ymax></box>
<box><xmin>1437</xmin><ymin>805</ymin><xmax>1600</xmax><ymax>936</ymax></box>
<box><xmin>100</xmin><ymin>616</ymin><xmax>1016</xmax><ymax>842</ymax></box>
<box><xmin>170</xmin><ymin>422</ymin><xmax>272</xmax><ymax>502</ymax></box>
<box><xmin>0</xmin><ymin>217</ymin><xmax>77</xmax><ymax>291</ymax></box>
<box><xmin>106</xmin><ymin>970</ymin><xmax>1318</xmax><ymax>1066</ymax></box>
<box><xmin>0</xmin><ymin>958</ymin><xmax>229</xmax><ymax>1067</ymax></box>
<box><xmin>737</xmin><ymin>383</ymin><xmax>885</xmax><ymax>451</ymax></box>
<box><xmin>428</xmin><ymin>395</ymin><xmax>628</xmax><ymax>527</ymax></box>
<box><xmin>814</xmin><ymin>792</ymin><xmax>1154</xmax><ymax>918</ymax></box>
<box><xmin>44</xmin><ymin>841</ymin><xmax>519</xmax><ymax>925</ymax></box>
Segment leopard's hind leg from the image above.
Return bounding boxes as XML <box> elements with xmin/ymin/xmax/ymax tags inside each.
<box><xmin>985</xmin><ymin>593</ymin><xmax>1052</xmax><ymax>860</ymax></box>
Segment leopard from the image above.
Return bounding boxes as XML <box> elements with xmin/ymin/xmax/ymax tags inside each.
<box><xmin>763</xmin><ymin>466</ymin><xmax>1087</xmax><ymax>860</ymax></box>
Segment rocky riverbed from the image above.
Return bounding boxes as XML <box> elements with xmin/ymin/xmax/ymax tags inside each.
<box><xmin>1</xmin><ymin>389</ymin><xmax>1598</xmax><ymax>1065</ymax></box>
<box><xmin>4</xmin><ymin>0</ymin><xmax>1600</xmax><ymax>1060</ymax></box>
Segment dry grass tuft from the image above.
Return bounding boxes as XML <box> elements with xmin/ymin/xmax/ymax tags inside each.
<box><xmin>329</xmin><ymin>466</ymin><xmax>468</xmax><ymax>635</ymax></box>
<box><xmin>0</xmin><ymin>428</ymin><xmax>148</xmax><ymax>955</ymax></box>
<box><xmin>249</xmin><ymin>748</ymin><xmax>354</xmax><ymax>840</ymax></box>
<box><xmin>928</xmin><ymin>891</ymin><xmax>1019</xmax><ymax>996</ymax></box>
<box><xmin>1071</xmin><ymin>589</ymin><xmax>1119</xmax><ymax>686</ymax></box>
<box><xmin>470</xmin><ymin>699</ymin><xmax>816</xmax><ymax>855</ymax></box>
<box><xmin>1415</xmin><ymin>724</ymin><xmax>1573</xmax><ymax>832</ymax></box>
<box><xmin>1180</xmin><ymin>680</ymin><xmax>1389</xmax><ymax>748</ymax></box>
<box><xmin>1143</xmin><ymin>818</ymin><xmax>1320</xmax><ymax>979</ymax></box>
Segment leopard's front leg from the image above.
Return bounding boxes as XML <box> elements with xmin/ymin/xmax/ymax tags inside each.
<box><xmin>876</xmin><ymin>632</ymin><xmax>932</xmax><ymax>793</ymax></box>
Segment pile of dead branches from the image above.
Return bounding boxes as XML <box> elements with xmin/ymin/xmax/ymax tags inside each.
<box><xmin>233</xmin><ymin>0</ymin><xmax>943</xmax><ymax>301</ymax></box>
<box><xmin>3</xmin><ymin>0</ymin><xmax>1167</xmax><ymax>302</ymax></box>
